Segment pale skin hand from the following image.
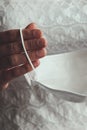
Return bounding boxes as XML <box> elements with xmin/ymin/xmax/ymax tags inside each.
<box><xmin>0</xmin><ymin>23</ymin><xmax>47</xmax><ymax>90</ymax></box>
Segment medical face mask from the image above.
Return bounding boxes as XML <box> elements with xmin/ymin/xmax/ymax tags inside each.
<box><xmin>20</xmin><ymin>29</ymin><xmax>87</xmax><ymax>105</ymax></box>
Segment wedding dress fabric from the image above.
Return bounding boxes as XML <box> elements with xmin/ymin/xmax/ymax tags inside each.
<box><xmin>0</xmin><ymin>0</ymin><xmax>87</xmax><ymax>130</ymax></box>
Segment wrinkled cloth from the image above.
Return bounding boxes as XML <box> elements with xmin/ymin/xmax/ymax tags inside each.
<box><xmin>0</xmin><ymin>0</ymin><xmax>87</xmax><ymax>130</ymax></box>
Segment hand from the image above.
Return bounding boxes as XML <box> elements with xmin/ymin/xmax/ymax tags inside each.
<box><xmin>0</xmin><ymin>23</ymin><xmax>47</xmax><ymax>90</ymax></box>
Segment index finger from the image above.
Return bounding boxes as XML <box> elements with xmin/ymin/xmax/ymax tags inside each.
<box><xmin>0</xmin><ymin>29</ymin><xmax>42</xmax><ymax>44</ymax></box>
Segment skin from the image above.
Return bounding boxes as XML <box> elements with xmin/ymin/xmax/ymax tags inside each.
<box><xmin>0</xmin><ymin>23</ymin><xmax>47</xmax><ymax>90</ymax></box>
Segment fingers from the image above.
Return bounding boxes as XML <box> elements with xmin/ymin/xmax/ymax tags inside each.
<box><xmin>0</xmin><ymin>29</ymin><xmax>42</xmax><ymax>44</ymax></box>
<box><xmin>0</xmin><ymin>23</ymin><xmax>47</xmax><ymax>89</ymax></box>
<box><xmin>0</xmin><ymin>60</ymin><xmax>40</xmax><ymax>88</ymax></box>
<box><xmin>25</xmin><ymin>37</ymin><xmax>47</xmax><ymax>50</ymax></box>
<box><xmin>0</xmin><ymin>38</ymin><xmax>47</xmax><ymax>57</ymax></box>
<box><xmin>0</xmin><ymin>48</ymin><xmax>47</xmax><ymax>69</ymax></box>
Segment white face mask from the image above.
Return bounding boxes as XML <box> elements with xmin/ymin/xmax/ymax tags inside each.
<box><xmin>20</xmin><ymin>28</ymin><xmax>87</xmax><ymax>103</ymax></box>
<box><xmin>35</xmin><ymin>49</ymin><xmax>87</xmax><ymax>95</ymax></box>
<box><xmin>25</xmin><ymin>49</ymin><xmax>87</xmax><ymax>102</ymax></box>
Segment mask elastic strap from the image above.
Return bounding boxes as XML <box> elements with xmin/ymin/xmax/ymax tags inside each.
<box><xmin>20</xmin><ymin>28</ymin><xmax>36</xmax><ymax>83</ymax></box>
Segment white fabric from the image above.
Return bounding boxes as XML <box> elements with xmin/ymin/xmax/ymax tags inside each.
<box><xmin>0</xmin><ymin>0</ymin><xmax>87</xmax><ymax>130</ymax></box>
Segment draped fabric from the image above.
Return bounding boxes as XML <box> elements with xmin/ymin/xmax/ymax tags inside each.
<box><xmin>0</xmin><ymin>0</ymin><xmax>87</xmax><ymax>130</ymax></box>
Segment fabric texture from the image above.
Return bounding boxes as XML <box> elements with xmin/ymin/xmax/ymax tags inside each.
<box><xmin>0</xmin><ymin>0</ymin><xmax>87</xmax><ymax>130</ymax></box>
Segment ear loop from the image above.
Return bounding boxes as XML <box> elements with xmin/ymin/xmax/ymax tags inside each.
<box><xmin>20</xmin><ymin>28</ymin><xmax>37</xmax><ymax>85</ymax></box>
<box><xmin>20</xmin><ymin>28</ymin><xmax>45</xmax><ymax>108</ymax></box>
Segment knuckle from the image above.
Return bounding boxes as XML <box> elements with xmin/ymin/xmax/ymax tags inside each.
<box><xmin>27</xmin><ymin>39</ymin><xmax>34</xmax><ymax>50</ymax></box>
<box><xmin>6</xmin><ymin>43</ymin><xmax>16</xmax><ymax>54</ymax></box>
<box><xmin>39</xmin><ymin>37</ymin><xmax>47</xmax><ymax>47</ymax></box>
<box><xmin>28</xmin><ymin>51</ymin><xmax>36</xmax><ymax>61</ymax></box>
<box><xmin>32</xmin><ymin>29</ymin><xmax>42</xmax><ymax>38</ymax></box>
<box><xmin>8</xmin><ymin>56</ymin><xmax>15</xmax><ymax>66</ymax></box>
<box><xmin>34</xmin><ymin>38</ymin><xmax>47</xmax><ymax>49</ymax></box>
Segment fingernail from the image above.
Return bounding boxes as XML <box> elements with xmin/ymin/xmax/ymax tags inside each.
<box><xmin>33</xmin><ymin>29</ymin><xmax>42</xmax><ymax>38</ymax></box>
<box><xmin>34</xmin><ymin>61</ymin><xmax>40</xmax><ymax>67</ymax></box>
<box><xmin>36</xmin><ymin>49</ymin><xmax>47</xmax><ymax>57</ymax></box>
<box><xmin>40</xmin><ymin>38</ymin><xmax>47</xmax><ymax>47</ymax></box>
